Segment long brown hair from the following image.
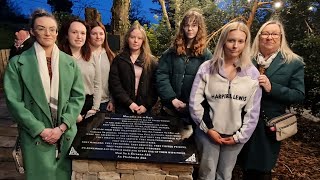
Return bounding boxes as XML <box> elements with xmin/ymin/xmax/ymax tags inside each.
<box><xmin>87</xmin><ymin>21</ymin><xmax>115</xmax><ymax>62</ymax></box>
<box><xmin>58</xmin><ymin>18</ymin><xmax>91</xmax><ymax>61</ymax></box>
<box><xmin>172</xmin><ymin>8</ymin><xmax>208</xmax><ymax>57</ymax></box>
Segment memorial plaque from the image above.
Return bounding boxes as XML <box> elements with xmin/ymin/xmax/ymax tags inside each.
<box><xmin>69</xmin><ymin>113</ymin><xmax>198</xmax><ymax>164</ymax></box>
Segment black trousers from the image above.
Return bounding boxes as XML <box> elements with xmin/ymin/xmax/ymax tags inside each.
<box><xmin>80</xmin><ymin>94</ymin><xmax>93</xmax><ymax>116</ymax></box>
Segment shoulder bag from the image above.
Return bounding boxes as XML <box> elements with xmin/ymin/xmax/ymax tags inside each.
<box><xmin>12</xmin><ymin>137</ymin><xmax>24</xmax><ymax>174</ymax></box>
<box><xmin>266</xmin><ymin>113</ymin><xmax>298</xmax><ymax>141</ymax></box>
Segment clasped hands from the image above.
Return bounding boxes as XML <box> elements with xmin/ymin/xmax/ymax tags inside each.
<box><xmin>40</xmin><ymin>123</ymin><xmax>67</xmax><ymax>145</ymax></box>
<box><xmin>129</xmin><ymin>102</ymin><xmax>147</xmax><ymax>115</ymax></box>
<box><xmin>207</xmin><ymin>129</ymin><xmax>236</xmax><ymax>145</ymax></box>
<box><xmin>172</xmin><ymin>98</ymin><xmax>186</xmax><ymax>112</ymax></box>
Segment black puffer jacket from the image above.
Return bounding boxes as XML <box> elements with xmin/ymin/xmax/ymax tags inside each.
<box><xmin>109</xmin><ymin>52</ymin><xmax>158</xmax><ymax>114</ymax></box>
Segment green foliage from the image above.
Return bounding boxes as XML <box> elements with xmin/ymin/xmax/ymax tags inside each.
<box><xmin>0</xmin><ymin>0</ymin><xmax>28</xmax><ymax>22</ymax></box>
<box><xmin>145</xmin><ymin>21</ymin><xmax>175</xmax><ymax>57</ymax></box>
<box><xmin>280</xmin><ymin>0</ymin><xmax>320</xmax><ymax>115</ymax></box>
<box><xmin>47</xmin><ymin>0</ymin><xmax>73</xmax><ymax>13</ymax></box>
<box><xmin>292</xmin><ymin>35</ymin><xmax>320</xmax><ymax>116</ymax></box>
<box><xmin>53</xmin><ymin>12</ymin><xmax>77</xmax><ymax>29</ymax></box>
<box><xmin>130</xmin><ymin>0</ymin><xmax>151</xmax><ymax>26</ymax></box>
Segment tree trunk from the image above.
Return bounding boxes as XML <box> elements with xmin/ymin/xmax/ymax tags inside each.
<box><xmin>158</xmin><ymin>0</ymin><xmax>171</xmax><ymax>30</ymax></box>
<box><xmin>172</xmin><ymin>0</ymin><xmax>181</xmax><ymax>29</ymax></box>
<box><xmin>85</xmin><ymin>8</ymin><xmax>101</xmax><ymax>22</ymax></box>
<box><xmin>111</xmin><ymin>0</ymin><xmax>130</xmax><ymax>49</ymax></box>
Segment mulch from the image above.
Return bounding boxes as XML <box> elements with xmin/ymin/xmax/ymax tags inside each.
<box><xmin>272</xmin><ymin>117</ymin><xmax>320</xmax><ymax>180</ymax></box>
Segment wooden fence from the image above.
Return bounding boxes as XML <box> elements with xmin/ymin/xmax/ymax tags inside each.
<box><xmin>0</xmin><ymin>49</ymin><xmax>10</xmax><ymax>88</ymax></box>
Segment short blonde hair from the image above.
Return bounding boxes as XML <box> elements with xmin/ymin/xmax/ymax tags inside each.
<box><xmin>252</xmin><ymin>20</ymin><xmax>303</xmax><ymax>63</ymax></box>
<box><xmin>211</xmin><ymin>21</ymin><xmax>251</xmax><ymax>72</ymax></box>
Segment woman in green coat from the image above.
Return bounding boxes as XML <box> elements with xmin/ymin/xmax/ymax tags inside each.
<box><xmin>4</xmin><ymin>9</ymin><xmax>85</xmax><ymax>180</ymax></box>
<box><xmin>238</xmin><ymin>20</ymin><xmax>305</xmax><ymax>180</ymax></box>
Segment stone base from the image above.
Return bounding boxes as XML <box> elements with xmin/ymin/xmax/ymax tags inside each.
<box><xmin>72</xmin><ymin>160</ymin><xmax>193</xmax><ymax>180</ymax></box>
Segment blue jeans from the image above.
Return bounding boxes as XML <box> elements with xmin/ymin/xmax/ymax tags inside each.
<box><xmin>195</xmin><ymin>127</ymin><xmax>244</xmax><ymax>180</ymax></box>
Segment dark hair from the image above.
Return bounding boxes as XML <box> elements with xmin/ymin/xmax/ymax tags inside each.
<box><xmin>87</xmin><ymin>21</ymin><xmax>115</xmax><ymax>62</ymax></box>
<box><xmin>58</xmin><ymin>18</ymin><xmax>91</xmax><ymax>61</ymax></box>
<box><xmin>30</xmin><ymin>9</ymin><xmax>57</xmax><ymax>29</ymax></box>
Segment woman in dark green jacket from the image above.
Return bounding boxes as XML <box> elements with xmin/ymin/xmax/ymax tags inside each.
<box><xmin>238</xmin><ymin>20</ymin><xmax>305</xmax><ymax>180</ymax></box>
<box><xmin>156</xmin><ymin>8</ymin><xmax>212</xmax><ymax>137</ymax></box>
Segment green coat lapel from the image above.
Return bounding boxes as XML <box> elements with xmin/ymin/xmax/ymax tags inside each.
<box><xmin>265</xmin><ymin>52</ymin><xmax>285</xmax><ymax>77</ymax></box>
<box><xmin>18</xmin><ymin>47</ymin><xmax>52</xmax><ymax>122</ymax></box>
<box><xmin>57</xmin><ymin>52</ymin><xmax>74</xmax><ymax>122</ymax></box>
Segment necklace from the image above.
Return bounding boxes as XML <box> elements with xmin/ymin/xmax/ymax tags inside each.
<box><xmin>73</xmin><ymin>53</ymin><xmax>81</xmax><ymax>60</ymax></box>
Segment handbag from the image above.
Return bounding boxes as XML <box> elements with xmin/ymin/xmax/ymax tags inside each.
<box><xmin>266</xmin><ymin>113</ymin><xmax>298</xmax><ymax>141</ymax></box>
<box><xmin>12</xmin><ymin>137</ymin><xmax>24</xmax><ymax>174</ymax></box>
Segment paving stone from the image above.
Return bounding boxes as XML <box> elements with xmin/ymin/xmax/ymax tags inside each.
<box><xmin>0</xmin><ymin>162</ymin><xmax>24</xmax><ymax>180</ymax></box>
<box><xmin>0</xmin><ymin>135</ymin><xmax>16</xmax><ymax>148</ymax></box>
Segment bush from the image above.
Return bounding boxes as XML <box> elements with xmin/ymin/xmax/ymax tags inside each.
<box><xmin>292</xmin><ymin>35</ymin><xmax>320</xmax><ymax>116</ymax></box>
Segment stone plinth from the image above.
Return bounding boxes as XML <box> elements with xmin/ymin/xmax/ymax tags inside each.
<box><xmin>72</xmin><ymin>160</ymin><xmax>193</xmax><ymax>180</ymax></box>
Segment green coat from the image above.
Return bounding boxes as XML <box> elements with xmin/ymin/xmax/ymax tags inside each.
<box><xmin>4</xmin><ymin>47</ymin><xmax>85</xmax><ymax>180</ymax></box>
<box><xmin>156</xmin><ymin>48</ymin><xmax>212</xmax><ymax>109</ymax></box>
<box><xmin>238</xmin><ymin>52</ymin><xmax>305</xmax><ymax>171</ymax></box>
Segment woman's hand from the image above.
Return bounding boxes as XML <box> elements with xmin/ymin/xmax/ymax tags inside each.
<box><xmin>107</xmin><ymin>101</ymin><xmax>114</xmax><ymax>112</ymax></box>
<box><xmin>259</xmin><ymin>75</ymin><xmax>272</xmax><ymax>92</ymax></box>
<box><xmin>136</xmin><ymin>105</ymin><xmax>147</xmax><ymax>115</ymax></box>
<box><xmin>40</xmin><ymin>128</ymin><xmax>62</xmax><ymax>144</ymax></box>
<box><xmin>221</xmin><ymin>136</ymin><xmax>236</xmax><ymax>145</ymax></box>
<box><xmin>172</xmin><ymin>98</ymin><xmax>186</xmax><ymax>112</ymax></box>
<box><xmin>40</xmin><ymin>128</ymin><xmax>53</xmax><ymax>142</ymax></box>
<box><xmin>76</xmin><ymin>114</ymin><xmax>83</xmax><ymax>123</ymax></box>
<box><xmin>207</xmin><ymin>129</ymin><xmax>223</xmax><ymax>144</ymax></box>
<box><xmin>129</xmin><ymin>102</ymin><xmax>139</xmax><ymax>113</ymax></box>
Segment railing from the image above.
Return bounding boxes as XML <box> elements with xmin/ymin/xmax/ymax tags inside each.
<box><xmin>0</xmin><ymin>49</ymin><xmax>10</xmax><ymax>87</ymax></box>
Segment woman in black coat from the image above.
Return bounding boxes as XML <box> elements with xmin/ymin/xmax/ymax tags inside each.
<box><xmin>109</xmin><ymin>22</ymin><xmax>158</xmax><ymax>115</ymax></box>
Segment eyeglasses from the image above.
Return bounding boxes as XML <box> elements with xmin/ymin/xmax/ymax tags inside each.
<box><xmin>183</xmin><ymin>24</ymin><xmax>198</xmax><ymax>29</ymax></box>
<box><xmin>34</xmin><ymin>26</ymin><xmax>58</xmax><ymax>35</ymax></box>
<box><xmin>260</xmin><ymin>32</ymin><xmax>281</xmax><ymax>39</ymax></box>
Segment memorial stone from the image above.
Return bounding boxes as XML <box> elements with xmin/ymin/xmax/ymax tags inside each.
<box><xmin>69</xmin><ymin>113</ymin><xmax>198</xmax><ymax>164</ymax></box>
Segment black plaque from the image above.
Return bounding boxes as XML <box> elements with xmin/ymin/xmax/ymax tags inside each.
<box><xmin>69</xmin><ymin>113</ymin><xmax>198</xmax><ymax>164</ymax></box>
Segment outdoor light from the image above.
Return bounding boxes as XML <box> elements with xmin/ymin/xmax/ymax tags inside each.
<box><xmin>274</xmin><ymin>1</ymin><xmax>282</xmax><ymax>9</ymax></box>
<box><xmin>247</xmin><ymin>0</ymin><xmax>251</xmax><ymax>3</ymax></box>
<box><xmin>308</xmin><ymin>6</ymin><xmax>314</xmax><ymax>11</ymax></box>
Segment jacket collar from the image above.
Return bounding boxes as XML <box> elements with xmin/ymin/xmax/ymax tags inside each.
<box><xmin>17</xmin><ymin>47</ymin><xmax>74</xmax><ymax>124</ymax></box>
<box><xmin>119</xmin><ymin>51</ymin><xmax>145</xmax><ymax>67</ymax></box>
<box><xmin>18</xmin><ymin>47</ymin><xmax>52</xmax><ymax>122</ymax></box>
<box><xmin>265</xmin><ymin>52</ymin><xmax>285</xmax><ymax>77</ymax></box>
<box><xmin>253</xmin><ymin>52</ymin><xmax>284</xmax><ymax>77</ymax></box>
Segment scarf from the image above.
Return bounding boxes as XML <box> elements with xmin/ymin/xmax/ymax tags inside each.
<box><xmin>34</xmin><ymin>42</ymin><xmax>60</xmax><ymax>126</ymax></box>
<box><xmin>256</xmin><ymin>50</ymin><xmax>279</xmax><ymax>69</ymax></box>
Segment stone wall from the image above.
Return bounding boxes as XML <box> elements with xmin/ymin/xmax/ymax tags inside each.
<box><xmin>72</xmin><ymin>160</ymin><xmax>193</xmax><ymax>180</ymax></box>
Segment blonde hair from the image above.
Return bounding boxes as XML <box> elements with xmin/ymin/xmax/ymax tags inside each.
<box><xmin>252</xmin><ymin>20</ymin><xmax>303</xmax><ymax>63</ymax></box>
<box><xmin>123</xmin><ymin>21</ymin><xmax>155</xmax><ymax>71</ymax></box>
<box><xmin>172</xmin><ymin>8</ymin><xmax>207</xmax><ymax>56</ymax></box>
<box><xmin>211</xmin><ymin>21</ymin><xmax>251</xmax><ymax>72</ymax></box>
